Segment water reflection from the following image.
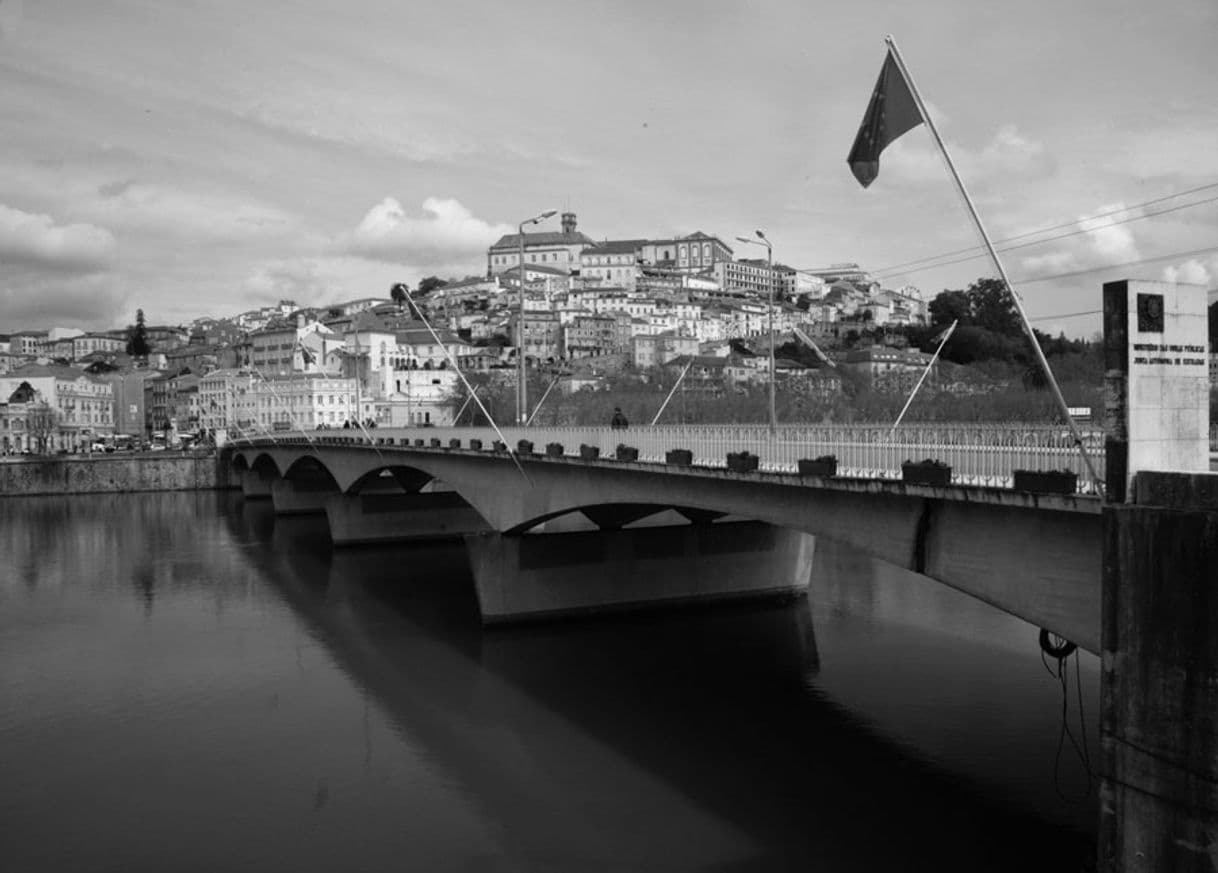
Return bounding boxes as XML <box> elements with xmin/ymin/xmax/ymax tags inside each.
<box><xmin>258</xmin><ymin>503</ymin><xmax>1096</xmax><ymax>870</ymax></box>
<box><xmin>0</xmin><ymin>493</ymin><xmax>1097</xmax><ymax>872</ymax></box>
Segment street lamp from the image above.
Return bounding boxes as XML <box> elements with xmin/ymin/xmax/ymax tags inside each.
<box><xmin>735</xmin><ymin>230</ymin><xmax>776</xmax><ymax>432</ymax></box>
<box><xmin>517</xmin><ymin>209</ymin><xmax>558</xmax><ymax>425</ymax></box>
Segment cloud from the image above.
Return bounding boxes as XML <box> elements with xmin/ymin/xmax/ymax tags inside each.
<box><xmin>1078</xmin><ymin>202</ymin><xmax>1140</xmax><ymax>263</ymax></box>
<box><xmin>82</xmin><ymin>181</ymin><xmax>297</xmax><ymax>243</ymax></box>
<box><xmin>1017</xmin><ymin>202</ymin><xmax>1143</xmax><ymax>279</ymax></box>
<box><xmin>882</xmin><ymin>123</ymin><xmax>1052</xmax><ymax>186</ymax></box>
<box><xmin>0</xmin><ymin>0</ymin><xmax>23</xmax><ymax>40</ymax></box>
<box><xmin>0</xmin><ymin>203</ymin><xmax>115</xmax><ymax>271</ymax></box>
<box><xmin>1162</xmin><ymin>256</ymin><xmax>1218</xmax><ymax>287</ymax></box>
<box><xmin>342</xmin><ymin>197</ymin><xmax>512</xmax><ymax>266</ymax></box>
<box><xmin>0</xmin><ymin>272</ymin><xmax>126</xmax><ymax>329</ymax></box>
<box><xmin>1020</xmin><ymin>250</ymin><xmax>1077</xmax><ymax>275</ymax></box>
<box><xmin>240</xmin><ymin>260</ymin><xmax>331</xmax><ymax>307</ymax></box>
<box><xmin>978</xmin><ymin>125</ymin><xmax>1048</xmax><ymax>175</ymax></box>
<box><xmin>97</xmin><ymin>178</ymin><xmax>137</xmax><ymax>199</ymax></box>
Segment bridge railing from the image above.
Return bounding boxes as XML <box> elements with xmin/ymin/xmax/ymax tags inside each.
<box><xmin>235</xmin><ymin>422</ymin><xmax>1106</xmax><ymax>494</ymax></box>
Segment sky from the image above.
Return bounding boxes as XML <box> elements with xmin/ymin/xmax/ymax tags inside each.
<box><xmin>1</xmin><ymin>0</ymin><xmax>1216</xmax><ymax>336</ymax></box>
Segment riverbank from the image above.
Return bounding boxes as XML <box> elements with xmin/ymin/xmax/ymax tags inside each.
<box><xmin>0</xmin><ymin>453</ymin><xmax>229</xmax><ymax>496</ymax></box>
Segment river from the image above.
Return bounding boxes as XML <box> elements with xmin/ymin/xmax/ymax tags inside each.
<box><xmin>0</xmin><ymin>491</ymin><xmax>1098</xmax><ymax>871</ymax></box>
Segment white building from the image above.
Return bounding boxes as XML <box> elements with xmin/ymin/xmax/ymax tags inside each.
<box><xmin>0</xmin><ymin>365</ymin><xmax>115</xmax><ymax>452</ymax></box>
<box><xmin>487</xmin><ymin>212</ymin><xmax>594</xmax><ymax>277</ymax></box>
<box><xmin>249</xmin><ymin>322</ymin><xmax>343</xmax><ymax>377</ymax></box>
<box><xmin>251</xmin><ymin>375</ymin><xmax>361</xmax><ymax>432</ymax></box>
<box><xmin>579</xmin><ymin>240</ymin><xmax>643</xmax><ymax>291</ymax></box>
<box><xmin>376</xmin><ymin>367</ymin><xmax>458</xmax><ymax>427</ymax></box>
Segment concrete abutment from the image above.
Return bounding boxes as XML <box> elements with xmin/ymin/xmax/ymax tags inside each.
<box><xmin>271</xmin><ymin>474</ymin><xmax>339</xmax><ymax>515</ymax></box>
<box><xmin>465</xmin><ymin>521</ymin><xmax>814</xmax><ymax>625</ymax></box>
<box><xmin>1099</xmin><ymin>472</ymin><xmax>1218</xmax><ymax>872</ymax></box>
<box><xmin>240</xmin><ymin>467</ymin><xmax>276</xmax><ymax>499</ymax></box>
<box><xmin>324</xmin><ymin>490</ymin><xmax>490</xmax><ymax>546</ymax></box>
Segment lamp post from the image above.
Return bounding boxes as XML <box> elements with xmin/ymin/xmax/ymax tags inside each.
<box><xmin>735</xmin><ymin>230</ymin><xmax>776</xmax><ymax>432</ymax></box>
<box><xmin>517</xmin><ymin>209</ymin><xmax>558</xmax><ymax>425</ymax></box>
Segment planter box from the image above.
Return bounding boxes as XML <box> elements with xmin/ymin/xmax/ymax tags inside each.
<box><xmin>797</xmin><ymin>456</ymin><xmax>837</xmax><ymax>478</ymax></box>
<box><xmin>615</xmin><ymin>444</ymin><xmax>639</xmax><ymax>462</ymax></box>
<box><xmin>579</xmin><ymin>444</ymin><xmax>600</xmax><ymax>461</ymax></box>
<box><xmin>665</xmin><ymin>448</ymin><xmax>693</xmax><ymax>467</ymax></box>
<box><xmin>545</xmin><ymin>442</ymin><xmax>564</xmax><ymax>457</ymax></box>
<box><xmin>430</xmin><ymin>438</ymin><xmax>442</xmax><ymax>448</ymax></box>
<box><xmin>517</xmin><ymin>439</ymin><xmax>534</xmax><ymax>456</ymax></box>
<box><xmin>449</xmin><ymin>438</ymin><xmax>462</xmax><ymax>450</ymax></box>
<box><xmin>1013</xmin><ymin>469</ymin><xmax>1078</xmax><ymax>495</ymax></box>
<box><xmin>414</xmin><ymin>438</ymin><xmax>425</xmax><ymax>447</ymax></box>
<box><xmin>384</xmin><ymin>438</ymin><xmax>395</xmax><ymax>446</ymax></box>
<box><xmin>902</xmin><ymin>460</ymin><xmax>952</xmax><ymax>487</ymax></box>
<box><xmin>469</xmin><ymin>439</ymin><xmax>482</xmax><ymax>451</ymax></box>
<box><xmin>727</xmin><ymin>451</ymin><xmax>759</xmax><ymax>474</ymax></box>
<box><xmin>492</xmin><ymin>440</ymin><xmax>507</xmax><ymax>453</ymax></box>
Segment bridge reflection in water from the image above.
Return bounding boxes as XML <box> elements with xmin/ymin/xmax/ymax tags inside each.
<box><xmin>243</xmin><ymin>495</ymin><xmax>1099</xmax><ymax>870</ymax></box>
<box><xmin>0</xmin><ymin>492</ymin><xmax>1098</xmax><ymax>871</ymax></box>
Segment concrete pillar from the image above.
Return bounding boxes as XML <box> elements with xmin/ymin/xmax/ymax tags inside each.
<box><xmin>1102</xmin><ymin>279</ymin><xmax>1210</xmax><ymax>502</ymax></box>
<box><xmin>240</xmin><ymin>467</ymin><xmax>276</xmax><ymax>499</ymax></box>
<box><xmin>1099</xmin><ymin>471</ymin><xmax>1218</xmax><ymax>871</ymax></box>
<box><xmin>271</xmin><ymin>476</ymin><xmax>338</xmax><ymax>516</ymax></box>
<box><xmin>324</xmin><ymin>490</ymin><xmax>490</xmax><ymax>546</ymax></box>
<box><xmin>466</xmin><ymin>521</ymin><xmax>813</xmax><ymax>625</ymax></box>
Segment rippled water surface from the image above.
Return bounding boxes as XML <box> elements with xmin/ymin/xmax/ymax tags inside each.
<box><xmin>0</xmin><ymin>492</ymin><xmax>1099</xmax><ymax>871</ymax></box>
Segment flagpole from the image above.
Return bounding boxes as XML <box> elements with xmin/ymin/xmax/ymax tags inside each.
<box><xmin>652</xmin><ymin>359</ymin><xmax>694</xmax><ymax>426</ymax></box>
<box><xmin>889</xmin><ymin>319</ymin><xmax>956</xmax><ymax>438</ymax></box>
<box><xmin>526</xmin><ymin>374</ymin><xmax>559</xmax><ymax>426</ymax></box>
<box><xmin>883</xmin><ymin>35</ymin><xmax>1102</xmax><ymax>492</ymax></box>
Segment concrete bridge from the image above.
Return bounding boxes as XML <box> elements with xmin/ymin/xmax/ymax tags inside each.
<box><xmin>223</xmin><ymin>280</ymin><xmax>1218</xmax><ymax>870</ymax></box>
<box><xmin>225</xmin><ymin>424</ymin><xmax>1103</xmax><ymax>652</ymax></box>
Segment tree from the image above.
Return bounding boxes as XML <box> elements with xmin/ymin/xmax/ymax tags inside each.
<box><xmin>126</xmin><ymin>308</ymin><xmax>150</xmax><ymax>358</ymax></box>
<box><xmin>25</xmin><ymin>402</ymin><xmax>58</xmax><ymax>454</ymax></box>
<box><xmin>928</xmin><ymin>289</ymin><xmax>971</xmax><ymax>327</ymax></box>
<box><xmin>418</xmin><ymin>276</ymin><xmax>449</xmax><ymax>296</ymax></box>
<box><xmin>968</xmin><ymin>277</ymin><xmax>1021</xmax><ymax>337</ymax></box>
<box><xmin>390</xmin><ymin>283</ymin><xmax>409</xmax><ymax>310</ymax></box>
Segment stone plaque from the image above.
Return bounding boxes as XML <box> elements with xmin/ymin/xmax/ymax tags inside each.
<box><xmin>1136</xmin><ymin>292</ymin><xmax>1164</xmax><ymax>333</ymax></box>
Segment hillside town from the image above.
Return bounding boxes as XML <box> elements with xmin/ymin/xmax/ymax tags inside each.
<box><xmin>0</xmin><ymin>211</ymin><xmax>1146</xmax><ymax>455</ymax></box>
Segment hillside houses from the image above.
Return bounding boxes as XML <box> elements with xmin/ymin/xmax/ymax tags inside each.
<box><xmin>0</xmin><ymin>210</ymin><xmax>945</xmax><ymax>450</ymax></box>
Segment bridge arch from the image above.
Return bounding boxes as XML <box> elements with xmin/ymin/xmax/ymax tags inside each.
<box><xmin>509</xmin><ymin>502</ymin><xmax>728</xmax><ymax>534</ymax></box>
<box><xmin>347</xmin><ymin>464</ymin><xmax>436</xmax><ymax>496</ymax></box>
<box><xmin>282</xmin><ymin>454</ymin><xmax>341</xmax><ymax>489</ymax></box>
<box><xmin>249</xmin><ymin>452</ymin><xmax>283</xmax><ymax>478</ymax></box>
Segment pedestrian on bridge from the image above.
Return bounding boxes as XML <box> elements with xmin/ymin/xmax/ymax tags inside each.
<box><xmin>610</xmin><ymin>407</ymin><xmax>629</xmax><ymax>430</ymax></box>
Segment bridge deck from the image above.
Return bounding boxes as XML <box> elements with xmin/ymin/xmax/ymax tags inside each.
<box><xmin>236</xmin><ymin>423</ymin><xmax>1107</xmax><ymax>496</ymax></box>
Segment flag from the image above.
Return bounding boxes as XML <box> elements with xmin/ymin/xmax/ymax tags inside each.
<box><xmin>847</xmin><ymin>50</ymin><xmax>923</xmax><ymax>188</ymax></box>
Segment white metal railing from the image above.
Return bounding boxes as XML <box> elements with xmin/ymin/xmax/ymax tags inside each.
<box><xmin>233</xmin><ymin>422</ymin><xmax>1108</xmax><ymax>494</ymax></box>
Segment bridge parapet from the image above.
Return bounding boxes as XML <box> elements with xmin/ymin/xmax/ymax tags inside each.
<box><xmin>228</xmin><ymin>422</ymin><xmax>1105</xmax><ymax>494</ymax></box>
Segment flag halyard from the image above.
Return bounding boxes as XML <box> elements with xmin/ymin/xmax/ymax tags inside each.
<box><xmin>847</xmin><ymin>50</ymin><xmax>924</xmax><ymax>188</ymax></box>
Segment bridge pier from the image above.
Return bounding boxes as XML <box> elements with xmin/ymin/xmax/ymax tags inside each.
<box><xmin>325</xmin><ymin>490</ymin><xmax>490</xmax><ymax>546</ymax></box>
<box><xmin>1100</xmin><ymin>471</ymin><xmax>1218</xmax><ymax>871</ymax></box>
<box><xmin>271</xmin><ymin>474</ymin><xmax>339</xmax><ymax>515</ymax></box>
<box><xmin>465</xmin><ymin>521</ymin><xmax>813</xmax><ymax>625</ymax></box>
<box><xmin>240</xmin><ymin>467</ymin><xmax>276</xmax><ymax>499</ymax></box>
